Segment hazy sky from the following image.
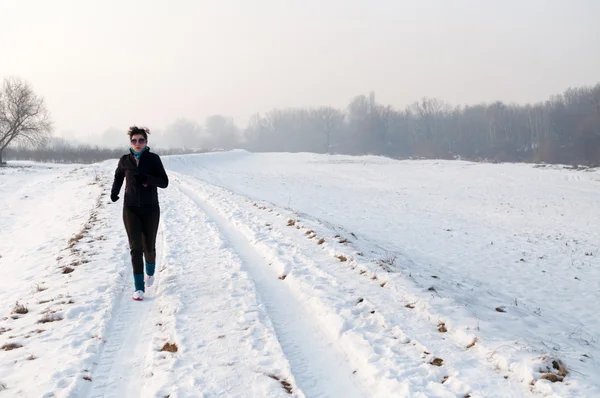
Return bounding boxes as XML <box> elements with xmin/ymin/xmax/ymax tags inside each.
<box><xmin>1</xmin><ymin>0</ymin><xmax>598</xmax><ymax>140</ymax></box>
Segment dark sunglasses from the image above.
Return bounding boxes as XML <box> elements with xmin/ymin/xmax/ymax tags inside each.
<box><xmin>131</xmin><ymin>138</ymin><xmax>146</xmax><ymax>144</ymax></box>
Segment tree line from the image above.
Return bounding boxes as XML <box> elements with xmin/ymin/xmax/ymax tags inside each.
<box><xmin>5</xmin><ymin>137</ymin><xmax>207</xmax><ymax>164</ymax></box>
<box><xmin>243</xmin><ymin>84</ymin><xmax>600</xmax><ymax>166</ymax></box>
<box><xmin>2</xmin><ymin>75</ymin><xmax>599</xmax><ymax>166</ymax></box>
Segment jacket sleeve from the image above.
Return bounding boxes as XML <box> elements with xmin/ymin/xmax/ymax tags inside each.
<box><xmin>111</xmin><ymin>158</ymin><xmax>125</xmax><ymax>196</ymax></box>
<box><xmin>146</xmin><ymin>155</ymin><xmax>169</xmax><ymax>189</ymax></box>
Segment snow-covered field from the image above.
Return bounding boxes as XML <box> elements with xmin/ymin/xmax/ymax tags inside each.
<box><xmin>0</xmin><ymin>151</ymin><xmax>598</xmax><ymax>397</ymax></box>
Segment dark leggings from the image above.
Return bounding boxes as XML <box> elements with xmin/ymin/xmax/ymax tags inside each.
<box><xmin>123</xmin><ymin>205</ymin><xmax>160</xmax><ymax>274</ymax></box>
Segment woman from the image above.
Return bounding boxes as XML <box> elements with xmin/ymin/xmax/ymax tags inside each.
<box><xmin>110</xmin><ymin>126</ymin><xmax>169</xmax><ymax>301</ymax></box>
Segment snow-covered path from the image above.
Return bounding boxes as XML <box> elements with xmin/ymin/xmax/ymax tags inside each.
<box><xmin>85</xmin><ymin>228</ymin><xmax>162</xmax><ymax>398</ymax></box>
<box><xmin>2</xmin><ymin>152</ymin><xmax>599</xmax><ymax>397</ymax></box>
<box><xmin>171</xmin><ymin>173</ymin><xmax>526</xmax><ymax>398</ymax></box>
<box><xmin>174</xmin><ymin>178</ymin><xmax>368</xmax><ymax>397</ymax></box>
<box><xmin>137</xmin><ymin>174</ymin><xmax>307</xmax><ymax>397</ymax></box>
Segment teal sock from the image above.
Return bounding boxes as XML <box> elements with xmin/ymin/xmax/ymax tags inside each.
<box><xmin>145</xmin><ymin>262</ymin><xmax>155</xmax><ymax>277</ymax></box>
<box><xmin>133</xmin><ymin>273</ymin><xmax>145</xmax><ymax>292</ymax></box>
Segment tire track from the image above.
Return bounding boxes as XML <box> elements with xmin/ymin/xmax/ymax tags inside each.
<box><xmin>174</xmin><ymin>173</ymin><xmax>531</xmax><ymax>397</ymax></box>
<box><xmin>175</xmin><ymin>180</ymin><xmax>369</xmax><ymax>398</ymax></box>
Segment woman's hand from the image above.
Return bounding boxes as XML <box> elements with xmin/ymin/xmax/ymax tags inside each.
<box><xmin>134</xmin><ymin>172</ymin><xmax>148</xmax><ymax>185</ymax></box>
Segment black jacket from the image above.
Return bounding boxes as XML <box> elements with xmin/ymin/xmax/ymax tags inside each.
<box><xmin>111</xmin><ymin>149</ymin><xmax>168</xmax><ymax>207</ymax></box>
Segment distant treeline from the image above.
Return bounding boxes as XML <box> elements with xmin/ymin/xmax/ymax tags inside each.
<box><xmin>5</xmin><ymin>82</ymin><xmax>600</xmax><ymax>166</ymax></box>
<box><xmin>5</xmin><ymin>143</ymin><xmax>207</xmax><ymax>164</ymax></box>
<box><xmin>243</xmin><ymin>83</ymin><xmax>600</xmax><ymax>166</ymax></box>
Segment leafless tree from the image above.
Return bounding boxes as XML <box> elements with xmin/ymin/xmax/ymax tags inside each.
<box><xmin>0</xmin><ymin>77</ymin><xmax>53</xmax><ymax>164</ymax></box>
<box><xmin>310</xmin><ymin>106</ymin><xmax>345</xmax><ymax>153</ymax></box>
<box><xmin>205</xmin><ymin>114</ymin><xmax>239</xmax><ymax>149</ymax></box>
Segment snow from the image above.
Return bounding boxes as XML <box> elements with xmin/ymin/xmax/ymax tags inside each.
<box><xmin>0</xmin><ymin>152</ymin><xmax>599</xmax><ymax>397</ymax></box>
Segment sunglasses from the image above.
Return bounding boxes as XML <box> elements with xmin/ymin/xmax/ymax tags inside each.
<box><xmin>131</xmin><ymin>138</ymin><xmax>146</xmax><ymax>144</ymax></box>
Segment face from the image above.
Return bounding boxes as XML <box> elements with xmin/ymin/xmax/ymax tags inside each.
<box><xmin>130</xmin><ymin>134</ymin><xmax>147</xmax><ymax>151</ymax></box>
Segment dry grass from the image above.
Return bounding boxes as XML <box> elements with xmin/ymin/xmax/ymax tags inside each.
<box><xmin>466</xmin><ymin>338</ymin><xmax>478</xmax><ymax>349</ymax></box>
<box><xmin>317</xmin><ymin>238</ymin><xmax>325</xmax><ymax>245</ymax></box>
<box><xmin>160</xmin><ymin>342</ymin><xmax>178</xmax><ymax>352</ymax></box>
<box><xmin>339</xmin><ymin>238</ymin><xmax>348</xmax><ymax>244</ymax></box>
<box><xmin>540</xmin><ymin>373</ymin><xmax>562</xmax><ymax>382</ymax></box>
<box><xmin>268</xmin><ymin>374</ymin><xmax>293</xmax><ymax>394</ymax></box>
<box><xmin>539</xmin><ymin>358</ymin><xmax>569</xmax><ymax>382</ymax></box>
<box><xmin>0</xmin><ymin>327</ymin><xmax>11</xmax><ymax>336</ymax></box>
<box><xmin>305</xmin><ymin>230</ymin><xmax>314</xmax><ymax>235</ymax></box>
<box><xmin>438</xmin><ymin>322</ymin><xmax>448</xmax><ymax>333</ymax></box>
<box><xmin>34</xmin><ymin>283</ymin><xmax>47</xmax><ymax>293</ymax></box>
<box><xmin>38</xmin><ymin>314</ymin><xmax>63</xmax><ymax>324</ymax></box>
<box><xmin>287</xmin><ymin>219</ymin><xmax>296</xmax><ymax>227</ymax></box>
<box><xmin>430</xmin><ymin>358</ymin><xmax>444</xmax><ymax>366</ymax></box>
<box><xmin>67</xmin><ymin>233</ymin><xmax>85</xmax><ymax>249</ymax></box>
<box><xmin>12</xmin><ymin>302</ymin><xmax>28</xmax><ymax>315</ymax></box>
<box><xmin>62</xmin><ymin>266</ymin><xmax>74</xmax><ymax>274</ymax></box>
<box><xmin>83</xmin><ymin>376</ymin><xmax>92</xmax><ymax>381</ymax></box>
<box><xmin>278</xmin><ymin>274</ymin><xmax>287</xmax><ymax>280</ymax></box>
<box><xmin>70</xmin><ymin>259</ymin><xmax>88</xmax><ymax>267</ymax></box>
<box><xmin>336</xmin><ymin>255</ymin><xmax>347</xmax><ymax>262</ymax></box>
<box><xmin>378</xmin><ymin>254</ymin><xmax>397</xmax><ymax>272</ymax></box>
<box><xmin>1</xmin><ymin>343</ymin><xmax>23</xmax><ymax>351</ymax></box>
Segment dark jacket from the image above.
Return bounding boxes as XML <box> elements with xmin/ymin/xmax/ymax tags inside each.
<box><xmin>111</xmin><ymin>149</ymin><xmax>168</xmax><ymax>207</ymax></box>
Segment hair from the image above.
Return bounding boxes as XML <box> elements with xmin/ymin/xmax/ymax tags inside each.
<box><xmin>128</xmin><ymin>126</ymin><xmax>150</xmax><ymax>140</ymax></box>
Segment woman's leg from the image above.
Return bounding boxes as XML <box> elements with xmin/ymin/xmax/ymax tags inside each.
<box><xmin>141</xmin><ymin>205</ymin><xmax>160</xmax><ymax>277</ymax></box>
<box><xmin>123</xmin><ymin>206</ymin><xmax>145</xmax><ymax>292</ymax></box>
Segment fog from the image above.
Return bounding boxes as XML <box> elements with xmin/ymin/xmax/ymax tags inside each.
<box><xmin>1</xmin><ymin>0</ymin><xmax>599</xmax><ymax>163</ymax></box>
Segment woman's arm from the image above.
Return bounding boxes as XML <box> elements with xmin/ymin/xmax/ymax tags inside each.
<box><xmin>145</xmin><ymin>155</ymin><xmax>169</xmax><ymax>189</ymax></box>
<box><xmin>111</xmin><ymin>158</ymin><xmax>125</xmax><ymax>201</ymax></box>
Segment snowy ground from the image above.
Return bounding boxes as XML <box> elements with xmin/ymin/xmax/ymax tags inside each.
<box><xmin>0</xmin><ymin>152</ymin><xmax>598</xmax><ymax>397</ymax></box>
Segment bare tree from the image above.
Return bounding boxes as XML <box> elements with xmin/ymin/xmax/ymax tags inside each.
<box><xmin>164</xmin><ymin>118</ymin><xmax>204</xmax><ymax>149</ymax></box>
<box><xmin>0</xmin><ymin>77</ymin><xmax>53</xmax><ymax>164</ymax></box>
<box><xmin>205</xmin><ymin>115</ymin><xmax>239</xmax><ymax>149</ymax></box>
<box><xmin>373</xmin><ymin>104</ymin><xmax>396</xmax><ymax>155</ymax></box>
<box><xmin>309</xmin><ymin>106</ymin><xmax>345</xmax><ymax>153</ymax></box>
